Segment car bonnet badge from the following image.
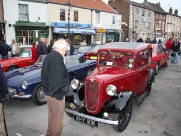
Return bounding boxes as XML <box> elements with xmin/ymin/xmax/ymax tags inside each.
<box><xmin>90</xmin><ymin>77</ymin><xmax>95</xmax><ymax>82</ymax></box>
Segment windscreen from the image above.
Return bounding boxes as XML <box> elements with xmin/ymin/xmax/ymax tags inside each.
<box><xmin>98</xmin><ymin>51</ymin><xmax>134</xmax><ymax>69</ymax></box>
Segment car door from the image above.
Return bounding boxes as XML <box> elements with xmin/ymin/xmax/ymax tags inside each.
<box><xmin>134</xmin><ymin>50</ymin><xmax>150</xmax><ymax>96</ymax></box>
<box><xmin>158</xmin><ymin>45</ymin><xmax>167</xmax><ymax>67</ymax></box>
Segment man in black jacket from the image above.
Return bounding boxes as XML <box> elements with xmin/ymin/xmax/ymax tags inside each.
<box><xmin>41</xmin><ymin>39</ymin><xmax>69</xmax><ymax>136</ymax></box>
<box><xmin>0</xmin><ymin>40</ymin><xmax>10</xmax><ymax>59</ymax></box>
<box><xmin>0</xmin><ymin>65</ymin><xmax>8</xmax><ymax>135</ymax></box>
<box><xmin>37</xmin><ymin>37</ymin><xmax>47</xmax><ymax>56</ymax></box>
<box><xmin>171</xmin><ymin>38</ymin><xmax>180</xmax><ymax>63</ymax></box>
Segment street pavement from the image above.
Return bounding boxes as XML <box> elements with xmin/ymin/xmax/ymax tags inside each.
<box><xmin>3</xmin><ymin>57</ymin><xmax>181</xmax><ymax>136</ymax></box>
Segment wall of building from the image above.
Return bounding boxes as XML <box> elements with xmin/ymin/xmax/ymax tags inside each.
<box><xmin>3</xmin><ymin>0</ymin><xmax>48</xmax><ymax>44</ymax></box>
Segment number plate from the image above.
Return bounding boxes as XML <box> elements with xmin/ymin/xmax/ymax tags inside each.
<box><xmin>73</xmin><ymin>115</ymin><xmax>98</xmax><ymax>127</ymax></box>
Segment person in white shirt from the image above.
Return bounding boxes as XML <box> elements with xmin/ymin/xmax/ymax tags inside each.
<box><xmin>10</xmin><ymin>39</ymin><xmax>20</xmax><ymax>57</ymax></box>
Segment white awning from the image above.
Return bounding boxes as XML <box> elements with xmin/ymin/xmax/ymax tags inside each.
<box><xmin>53</xmin><ymin>28</ymin><xmax>95</xmax><ymax>35</ymax></box>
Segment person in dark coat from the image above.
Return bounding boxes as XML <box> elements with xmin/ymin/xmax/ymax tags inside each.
<box><xmin>145</xmin><ymin>38</ymin><xmax>152</xmax><ymax>43</ymax></box>
<box><xmin>0</xmin><ymin>39</ymin><xmax>10</xmax><ymax>59</ymax></box>
<box><xmin>136</xmin><ymin>37</ymin><xmax>144</xmax><ymax>42</ymax></box>
<box><xmin>41</xmin><ymin>39</ymin><xmax>69</xmax><ymax>136</ymax></box>
<box><xmin>171</xmin><ymin>38</ymin><xmax>180</xmax><ymax>64</ymax></box>
<box><xmin>36</xmin><ymin>37</ymin><xmax>47</xmax><ymax>56</ymax></box>
<box><xmin>0</xmin><ymin>65</ymin><xmax>8</xmax><ymax>135</ymax></box>
<box><xmin>152</xmin><ymin>38</ymin><xmax>157</xmax><ymax>44</ymax></box>
<box><xmin>47</xmin><ymin>39</ymin><xmax>55</xmax><ymax>54</ymax></box>
<box><xmin>66</xmin><ymin>39</ymin><xmax>75</xmax><ymax>55</ymax></box>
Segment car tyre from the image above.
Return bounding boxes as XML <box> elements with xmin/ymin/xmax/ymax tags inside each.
<box><xmin>163</xmin><ymin>60</ymin><xmax>168</xmax><ymax>67</ymax></box>
<box><xmin>112</xmin><ymin>99</ymin><xmax>133</xmax><ymax>132</ymax></box>
<box><xmin>31</xmin><ymin>83</ymin><xmax>46</xmax><ymax>105</ymax></box>
<box><xmin>6</xmin><ymin>66</ymin><xmax>18</xmax><ymax>72</ymax></box>
<box><xmin>154</xmin><ymin>63</ymin><xmax>159</xmax><ymax>75</ymax></box>
<box><xmin>147</xmin><ymin>76</ymin><xmax>153</xmax><ymax>96</ymax></box>
<box><xmin>65</xmin><ymin>102</ymin><xmax>73</xmax><ymax>118</ymax></box>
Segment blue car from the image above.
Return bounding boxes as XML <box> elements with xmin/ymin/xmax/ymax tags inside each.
<box><xmin>5</xmin><ymin>55</ymin><xmax>96</xmax><ymax>105</ymax></box>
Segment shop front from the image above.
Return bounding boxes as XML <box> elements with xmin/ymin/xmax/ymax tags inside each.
<box><xmin>52</xmin><ymin>22</ymin><xmax>95</xmax><ymax>45</ymax></box>
<box><xmin>93</xmin><ymin>28</ymin><xmax>106</xmax><ymax>45</ymax></box>
<box><xmin>106</xmin><ymin>29</ymin><xmax>122</xmax><ymax>42</ymax></box>
<box><xmin>14</xmin><ymin>21</ymin><xmax>49</xmax><ymax>45</ymax></box>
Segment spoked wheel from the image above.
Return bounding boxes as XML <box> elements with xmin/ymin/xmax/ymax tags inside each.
<box><xmin>154</xmin><ymin>63</ymin><xmax>159</xmax><ymax>75</ymax></box>
<box><xmin>31</xmin><ymin>83</ymin><xmax>46</xmax><ymax>105</ymax></box>
<box><xmin>113</xmin><ymin>100</ymin><xmax>133</xmax><ymax>132</ymax></box>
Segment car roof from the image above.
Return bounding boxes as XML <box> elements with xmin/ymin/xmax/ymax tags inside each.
<box><xmin>99</xmin><ymin>42</ymin><xmax>150</xmax><ymax>54</ymax></box>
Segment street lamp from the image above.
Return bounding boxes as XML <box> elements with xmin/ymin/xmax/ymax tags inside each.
<box><xmin>65</xmin><ymin>0</ymin><xmax>72</xmax><ymax>39</ymax></box>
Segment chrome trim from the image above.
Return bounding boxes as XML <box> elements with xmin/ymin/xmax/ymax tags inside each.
<box><xmin>68</xmin><ymin>63</ymin><xmax>96</xmax><ymax>72</ymax></box>
<box><xmin>65</xmin><ymin>108</ymin><xmax>118</xmax><ymax>125</ymax></box>
<box><xmin>27</xmin><ymin>80</ymin><xmax>41</xmax><ymax>85</ymax></box>
<box><xmin>13</xmin><ymin>95</ymin><xmax>31</xmax><ymax>99</ymax></box>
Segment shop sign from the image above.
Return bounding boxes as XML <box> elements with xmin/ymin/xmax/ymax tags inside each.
<box><xmin>106</xmin><ymin>29</ymin><xmax>122</xmax><ymax>33</ymax></box>
<box><xmin>16</xmin><ymin>21</ymin><xmax>46</xmax><ymax>26</ymax></box>
<box><xmin>96</xmin><ymin>29</ymin><xmax>106</xmax><ymax>33</ymax></box>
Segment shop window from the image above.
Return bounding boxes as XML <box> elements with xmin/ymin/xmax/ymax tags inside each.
<box><xmin>60</xmin><ymin>9</ymin><xmax>65</xmax><ymax>21</ymax></box>
<box><xmin>17</xmin><ymin>30</ymin><xmax>33</xmax><ymax>45</ymax></box>
<box><xmin>74</xmin><ymin>11</ymin><xmax>78</xmax><ymax>22</ymax></box>
<box><xmin>112</xmin><ymin>16</ymin><xmax>115</xmax><ymax>24</ymax></box>
<box><xmin>18</xmin><ymin>4</ymin><xmax>29</xmax><ymax>21</ymax></box>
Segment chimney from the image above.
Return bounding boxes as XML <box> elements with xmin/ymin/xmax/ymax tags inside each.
<box><xmin>169</xmin><ymin>7</ymin><xmax>172</xmax><ymax>14</ymax></box>
<box><xmin>174</xmin><ymin>9</ymin><xmax>178</xmax><ymax>15</ymax></box>
<box><xmin>156</xmin><ymin>2</ymin><xmax>160</xmax><ymax>6</ymax></box>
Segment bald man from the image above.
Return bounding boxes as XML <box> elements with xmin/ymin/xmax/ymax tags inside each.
<box><xmin>37</xmin><ymin>37</ymin><xmax>47</xmax><ymax>56</ymax></box>
<box><xmin>41</xmin><ymin>39</ymin><xmax>69</xmax><ymax>136</ymax></box>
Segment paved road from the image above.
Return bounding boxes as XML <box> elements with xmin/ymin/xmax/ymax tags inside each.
<box><xmin>3</xmin><ymin>58</ymin><xmax>181</xmax><ymax>136</ymax></box>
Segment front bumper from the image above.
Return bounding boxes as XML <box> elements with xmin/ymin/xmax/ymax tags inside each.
<box><xmin>8</xmin><ymin>87</ymin><xmax>32</xmax><ymax>99</ymax></box>
<box><xmin>65</xmin><ymin>108</ymin><xmax>118</xmax><ymax>125</ymax></box>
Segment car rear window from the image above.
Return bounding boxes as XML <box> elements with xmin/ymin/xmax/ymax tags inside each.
<box><xmin>98</xmin><ymin>51</ymin><xmax>134</xmax><ymax>69</ymax></box>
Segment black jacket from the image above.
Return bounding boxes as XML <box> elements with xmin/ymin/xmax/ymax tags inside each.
<box><xmin>171</xmin><ymin>41</ymin><xmax>180</xmax><ymax>52</ymax></box>
<box><xmin>0</xmin><ymin>66</ymin><xmax>8</xmax><ymax>103</ymax></box>
<box><xmin>37</xmin><ymin>42</ymin><xmax>47</xmax><ymax>56</ymax></box>
<box><xmin>70</xmin><ymin>45</ymin><xmax>75</xmax><ymax>55</ymax></box>
<box><xmin>41</xmin><ymin>50</ymin><xmax>69</xmax><ymax>100</ymax></box>
<box><xmin>0</xmin><ymin>43</ymin><xmax>10</xmax><ymax>56</ymax></box>
<box><xmin>47</xmin><ymin>44</ymin><xmax>53</xmax><ymax>54</ymax></box>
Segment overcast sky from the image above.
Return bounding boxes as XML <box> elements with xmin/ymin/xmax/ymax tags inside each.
<box><xmin>103</xmin><ymin>0</ymin><xmax>180</xmax><ymax>16</ymax></box>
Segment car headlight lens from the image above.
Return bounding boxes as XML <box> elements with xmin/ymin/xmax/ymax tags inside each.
<box><xmin>70</xmin><ymin>79</ymin><xmax>80</xmax><ymax>90</ymax></box>
<box><xmin>22</xmin><ymin>81</ymin><xmax>28</xmax><ymax>89</ymax></box>
<box><xmin>106</xmin><ymin>85</ymin><xmax>117</xmax><ymax>96</ymax></box>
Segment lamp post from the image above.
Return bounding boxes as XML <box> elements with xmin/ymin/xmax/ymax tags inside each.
<box><xmin>65</xmin><ymin>0</ymin><xmax>72</xmax><ymax>39</ymax></box>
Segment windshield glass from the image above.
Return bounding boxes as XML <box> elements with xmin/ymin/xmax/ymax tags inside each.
<box><xmin>98</xmin><ymin>51</ymin><xmax>134</xmax><ymax>69</ymax></box>
<box><xmin>20</xmin><ymin>49</ymin><xmax>31</xmax><ymax>57</ymax></box>
<box><xmin>92</xmin><ymin>45</ymin><xmax>102</xmax><ymax>52</ymax></box>
<box><xmin>78</xmin><ymin>46</ymin><xmax>92</xmax><ymax>53</ymax></box>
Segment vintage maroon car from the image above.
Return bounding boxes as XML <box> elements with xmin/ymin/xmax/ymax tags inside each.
<box><xmin>0</xmin><ymin>46</ymin><xmax>34</xmax><ymax>72</ymax></box>
<box><xmin>151</xmin><ymin>44</ymin><xmax>168</xmax><ymax>75</ymax></box>
<box><xmin>65</xmin><ymin>42</ymin><xmax>154</xmax><ymax>132</ymax></box>
<box><xmin>84</xmin><ymin>45</ymin><xmax>103</xmax><ymax>60</ymax></box>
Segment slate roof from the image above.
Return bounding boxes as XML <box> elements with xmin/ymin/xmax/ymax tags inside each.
<box><xmin>124</xmin><ymin>0</ymin><xmax>152</xmax><ymax>10</ymax></box>
<box><xmin>48</xmin><ymin>0</ymin><xmax>118</xmax><ymax>14</ymax></box>
<box><xmin>142</xmin><ymin>1</ymin><xmax>166</xmax><ymax>14</ymax></box>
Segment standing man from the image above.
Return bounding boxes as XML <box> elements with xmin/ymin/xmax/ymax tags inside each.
<box><xmin>171</xmin><ymin>38</ymin><xmax>180</xmax><ymax>64</ymax></box>
<box><xmin>41</xmin><ymin>39</ymin><xmax>69</xmax><ymax>136</ymax></box>
<box><xmin>0</xmin><ymin>65</ymin><xmax>8</xmax><ymax>136</ymax></box>
<box><xmin>0</xmin><ymin>40</ymin><xmax>10</xmax><ymax>59</ymax></box>
<box><xmin>37</xmin><ymin>37</ymin><xmax>47</xmax><ymax>56</ymax></box>
<box><xmin>10</xmin><ymin>39</ymin><xmax>19</xmax><ymax>57</ymax></box>
<box><xmin>165</xmin><ymin>38</ymin><xmax>172</xmax><ymax>59</ymax></box>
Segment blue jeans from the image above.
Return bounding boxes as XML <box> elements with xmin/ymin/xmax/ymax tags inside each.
<box><xmin>2</xmin><ymin>55</ymin><xmax>8</xmax><ymax>59</ymax></box>
<box><xmin>173</xmin><ymin>52</ymin><xmax>178</xmax><ymax>63</ymax></box>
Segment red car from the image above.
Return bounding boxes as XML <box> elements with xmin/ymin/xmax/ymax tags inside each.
<box><xmin>0</xmin><ymin>46</ymin><xmax>34</xmax><ymax>72</ymax></box>
<box><xmin>65</xmin><ymin>42</ymin><xmax>154</xmax><ymax>132</ymax></box>
<box><xmin>84</xmin><ymin>45</ymin><xmax>103</xmax><ymax>60</ymax></box>
<box><xmin>151</xmin><ymin>44</ymin><xmax>168</xmax><ymax>75</ymax></box>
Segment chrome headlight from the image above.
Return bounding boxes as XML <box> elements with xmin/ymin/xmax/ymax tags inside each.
<box><xmin>22</xmin><ymin>81</ymin><xmax>28</xmax><ymax>89</ymax></box>
<box><xmin>70</xmin><ymin>79</ymin><xmax>80</xmax><ymax>90</ymax></box>
<box><xmin>106</xmin><ymin>85</ymin><xmax>117</xmax><ymax>96</ymax></box>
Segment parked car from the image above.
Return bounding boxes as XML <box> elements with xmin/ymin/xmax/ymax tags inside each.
<box><xmin>6</xmin><ymin>55</ymin><xmax>96</xmax><ymax>105</ymax></box>
<box><xmin>84</xmin><ymin>45</ymin><xmax>103</xmax><ymax>59</ymax></box>
<box><xmin>0</xmin><ymin>45</ymin><xmax>33</xmax><ymax>72</ymax></box>
<box><xmin>151</xmin><ymin>44</ymin><xmax>168</xmax><ymax>75</ymax></box>
<box><xmin>72</xmin><ymin>46</ymin><xmax>94</xmax><ymax>58</ymax></box>
<box><xmin>65</xmin><ymin>42</ymin><xmax>154</xmax><ymax>132</ymax></box>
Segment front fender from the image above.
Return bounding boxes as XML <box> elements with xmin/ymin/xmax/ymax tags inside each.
<box><xmin>149</xmin><ymin>69</ymin><xmax>154</xmax><ymax>83</ymax></box>
<box><xmin>108</xmin><ymin>91</ymin><xmax>135</xmax><ymax>113</ymax></box>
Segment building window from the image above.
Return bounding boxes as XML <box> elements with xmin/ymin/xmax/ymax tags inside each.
<box><xmin>163</xmin><ymin>15</ymin><xmax>165</xmax><ymax>19</ymax></box>
<box><xmin>112</xmin><ymin>16</ymin><xmax>115</xmax><ymax>24</ymax></box>
<box><xmin>17</xmin><ymin>30</ymin><xmax>33</xmax><ymax>45</ymax></box>
<box><xmin>18</xmin><ymin>4</ymin><xmax>28</xmax><ymax>21</ymax></box>
<box><xmin>156</xmin><ymin>13</ymin><xmax>158</xmax><ymax>18</ymax></box>
<box><xmin>74</xmin><ymin>11</ymin><xmax>78</xmax><ymax>22</ymax></box>
<box><xmin>159</xmin><ymin>14</ymin><xmax>162</xmax><ymax>19</ymax></box>
<box><xmin>142</xmin><ymin>10</ymin><xmax>145</xmax><ymax>16</ymax></box>
<box><xmin>147</xmin><ymin>22</ymin><xmax>151</xmax><ymax>29</ymax></box>
<box><xmin>148</xmin><ymin>11</ymin><xmax>151</xmax><ymax>17</ymax></box>
<box><xmin>141</xmin><ymin>22</ymin><xmax>145</xmax><ymax>29</ymax></box>
<box><xmin>135</xmin><ymin>20</ymin><xmax>138</xmax><ymax>28</ymax></box>
<box><xmin>96</xmin><ymin>13</ymin><xmax>100</xmax><ymax>24</ymax></box>
<box><xmin>60</xmin><ymin>9</ymin><xmax>65</xmax><ymax>21</ymax></box>
<box><xmin>162</xmin><ymin>22</ymin><xmax>165</xmax><ymax>30</ymax></box>
<box><xmin>135</xmin><ymin>8</ymin><xmax>139</xmax><ymax>15</ymax></box>
<box><xmin>159</xmin><ymin>21</ymin><xmax>161</xmax><ymax>30</ymax></box>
